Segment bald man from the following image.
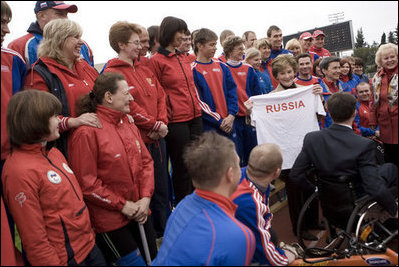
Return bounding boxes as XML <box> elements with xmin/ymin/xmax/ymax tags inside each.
<box><xmin>231</xmin><ymin>144</ymin><xmax>296</xmax><ymax>265</ymax></box>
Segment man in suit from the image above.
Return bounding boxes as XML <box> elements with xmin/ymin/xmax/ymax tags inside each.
<box><xmin>290</xmin><ymin>92</ymin><xmax>398</xmax><ymax>218</ymax></box>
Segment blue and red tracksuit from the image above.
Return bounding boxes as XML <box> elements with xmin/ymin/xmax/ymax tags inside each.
<box><xmin>260</xmin><ymin>59</ymin><xmax>278</xmax><ymax>90</ymax></box>
<box><xmin>192</xmin><ymin>59</ymin><xmax>238</xmax><ymax>139</ymax></box>
<box><xmin>152</xmin><ymin>189</ymin><xmax>256</xmax><ymax>266</ymax></box>
<box><xmin>1</xmin><ymin>48</ymin><xmax>26</xmax><ymax>161</ymax></box>
<box><xmin>355</xmin><ymin>100</ymin><xmax>379</xmax><ymax>137</ymax></box>
<box><xmin>340</xmin><ymin>75</ymin><xmax>360</xmax><ymax>95</ymax></box>
<box><xmin>308</xmin><ymin>51</ymin><xmax>320</xmax><ymax>63</ymax></box>
<box><xmin>217</xmin><ymin>53</ymin><xmax>227</xmax><ymax>63</ymax></box>
<box><xmin>227</xmin><ymin>62</ymin><xmax>262</xmax><ymax>166</ymax></box>
<box><xmin>294</xmin><ymin>75</ymin><xmax>321</xmax><ymax>86</ymax></box>
<box><xmin>232</xmin><ymin>168</ymin><xmax>289</xmax><ymax>266</ymax></box>
<box><xmin>319</xmin><ymin>78</ymin><xmax>352</xmax><ymax>128</ymax></box>
<box><xmin>270</xmin><ymin>48</ymin><xmax>292</xmax><ymax>59</ymax></box>
<box><xmin>353</xmin><ymin>73</ymin><xmax>370</xmax><ymax>84</ymax></box>
<box><xmin>255</xmin><ymin>69</ymin><xmax>273</xmax><ymax>94</ymax></box>
<box><xmin>8</xmin><ymin>21</ymin><xmax>94</xmax><ymax>68</ymax></box>
<box><xmin>308</xmin><ymin>46</ymin><xmax>331</xmax><ymax>59</ymax></box>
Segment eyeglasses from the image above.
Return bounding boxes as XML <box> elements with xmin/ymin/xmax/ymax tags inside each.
<box><xmin>127</xmin><ymin>41</ymin><xmax>141</xmax><ymax>46</ymax></box>
<box><xmin>233</xmin><ymin>47</ymin><xmax>245</xmax><ymax>52</ymax></box>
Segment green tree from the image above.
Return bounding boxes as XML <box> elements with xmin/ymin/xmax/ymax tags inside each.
<box><xmin>355</xmin><ymin>28</ymin><xmax>365</xmax><ymax>48</ymax></box>
<box><xmin>394</xmin><ymin>23</ymin><xmax>398</xmax><ymax>44</ymax></box>
<box><xmin>380</xmin><ymin>32</ymin><xmax>386</xmax><ymax>45</ymax></box>
<box><xmin>388</xmin><ymin>31</ymin><xmax>395</xmax><ymax>44</ymax></box>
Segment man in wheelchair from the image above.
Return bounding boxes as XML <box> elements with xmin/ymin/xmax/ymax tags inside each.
<box><xmin>289</xmin><ymin>92</ymin><xmax>398</xmax><ymax>239</ymax></box>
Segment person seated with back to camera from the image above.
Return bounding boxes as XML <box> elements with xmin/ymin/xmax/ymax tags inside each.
<box><xmin>290</xmin><ymin>92</ymin><xmax>398</xmax><ymax>221</ymax></box>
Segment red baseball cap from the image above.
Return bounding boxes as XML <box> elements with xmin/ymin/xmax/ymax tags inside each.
<box><xmin>34</xmin><ymin>1</ymin><xmax>78</xmax><ymax>14</ymax></box>
<box><xmin>313</xmin><ymin>30</ymin><xmax>325</xmax><ymax>38</ymax></box>
<box><xmin>299</xmin><ymin>32</ymin><xmax>313</xmax><ymax>40</ymax></box>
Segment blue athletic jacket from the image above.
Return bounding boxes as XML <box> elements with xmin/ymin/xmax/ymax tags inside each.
<box><xmin>192</xmin><ymin>59</ymin><xmax>238</xmax><ymax>129</ymax></box>
<box><xmin>152</xmin><ymin>189</ymin><xmax>256</xmax><ymax>266</ymax></box>
<box><xmin>231</xmin><ymin>168</ymin><xmax>289</xmax><ymax>265</ymax></box>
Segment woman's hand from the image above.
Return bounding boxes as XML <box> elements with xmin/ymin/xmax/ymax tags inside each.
<box><xmin>68</xmin><ymin>112</ymin><xmax>102</xmax><ymax>129</ymax></box>
<box><xmin>129</xmin><ymin>197</ymin><xmax>151</xmax><ymax>224</ymax></box>
<box><xmin>220</xmin><ymin>115</ymin><xmax>235</xmax><ymax>134</ymax></box>
<box><xmin>158</xmin><ymin>122</ymin><xmax>169</xmax><ymax>138</ymax></box>
<box><xmin>121</xmin><ymin>200</ymin><xmax>139</xmax><ymax>218</ymax></box>
<box><xmin>244</xmin><ymin>100</ymin><xmax>253</xmax><ymax>116</ymax></box>
<box><xmin>312</xmin><ymin>84</ymin><xmax>323</xmax><ymax>95</ymax></box>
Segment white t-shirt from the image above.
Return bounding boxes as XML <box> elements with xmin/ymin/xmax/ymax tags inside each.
<box><xmin>249</xmin><ymin>85</ymin><xmax>326</xmax><ymax>169</ymax></box>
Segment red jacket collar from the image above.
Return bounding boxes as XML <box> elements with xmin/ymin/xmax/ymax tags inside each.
<box><xmin>157</xmin><ymin>46</ymin><xmax>183</xmax><ymax>57</ymax></box>
<box><xmin>14</xmin><ymin>143</ymin><xmax>47</xmax><ymax>155</ymax></box>
<box><xmin>322</xmin><ymin>78</ymin><xmax>339</xmax><ymax>93</ymax></box>
<box><xmin>106</xmin><ymin>57</ymin><xmax>140</xmax><ymax>68</ymax></box>
<box><xmin>37</xmin><ymin>57</ymin><xmax>84</xmax><ymax>77</ymax></box>
<box><xmin>96</xmin><ymin>105</ymin><xmax>126</xmax><ymax>125</ymax></box>
<box><xmin>195</xmin><ymin>189</ymin><xmax>237</xmax><ymax>215</ymax></box>
<box><xmin>340</xmin><ymin>75</ymin><xmax>349</xmax><ymax>82</ymax></box>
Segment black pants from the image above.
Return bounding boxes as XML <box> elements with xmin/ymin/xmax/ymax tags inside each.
<box><xmin>96</xmin><ymin>219</ymin><xmax>157</xmax><ymax>265</ymax></box>
<box><xmin>165</xmin><ymin>117</ymin><xmax>203</xmax><ymax>205</ymax></box>
<box><xmin>384</xmin><ymin>143</ymin><xmax>398</xmax><ymax>168</ymax></box>
<box><xmin>69</xmin><ymin>245</ymin><xmax>107</xmax><ymax>266</ymax></box>
<box><xmin>282</xmin><ymin>169</ymin><xmax>319</xmax><ymax>235</ymax></box>
<box><xmin>146</xmin><ymin>139</ymin><xmax>169</xmax><ymax>238</ymax></box>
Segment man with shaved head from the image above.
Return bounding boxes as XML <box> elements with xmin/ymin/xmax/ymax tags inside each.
<box><xmin>231</xmin><ymin>144</ymin><xmax>296</xmax><ymax>265</ymax></box>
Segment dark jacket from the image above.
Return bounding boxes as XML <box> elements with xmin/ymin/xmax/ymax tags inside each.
<box><xmin>290</xmin><ymin>124</ymin><xmax>397</xmax><ymax>216</ymax></box>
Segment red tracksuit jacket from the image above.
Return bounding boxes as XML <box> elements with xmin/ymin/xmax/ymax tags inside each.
<box><xmin>68</xmin><ymin>105</ymin><xmax>154</xmax><ymax>233</ymax></box>
<box><xmin>148</xmin><ymin>47</ymin><xmax>202</xmax><ymax>123</ymax></box>
<box><xmin>103</xmin><ymin>58</ymin><xmax>168</xmax><ymax>143</ymax></box>
<box><xmin>2</xmin><ymin>144</ymin><xmax>95</xmax><ymax>265</ymax></box>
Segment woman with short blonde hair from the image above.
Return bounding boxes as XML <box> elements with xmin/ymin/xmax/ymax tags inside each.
<box><xmin>245</xmin><ymin>47</ymin><xmax>273</xmax><ymax>94</ymax></box>
<box><xmin>38</xmin><ymin>18</ymin><xmax>82</xmax><ymax>66</ymax></box>
<box><xmin>25</xmin><ymin>18</ymin><xmax>100</xmax><ymax>157</ymax></box>
<box><xmin>375</xmin><ymin>43</ymin><xmax>398</xmax><ymax>67</ymax></box>
<box><xmin>370</xmin><ymin>43</ymin><xmax>398</xmax><ymax>165</ymax></box>
<box><xmin>285</xmin><ymin>38</ymin><xmax>301</xmax><ymax>57</ymax></box>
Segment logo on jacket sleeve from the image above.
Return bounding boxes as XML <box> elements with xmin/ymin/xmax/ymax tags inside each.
<box><xmin>47</xmin><ymin>170</ymin><xmax>62</xmax><ymax>184</ymax></box>
<box><xmin>15</xmin><ymin>192</ymin><xmax>26</xmax><ymax>207</ymax></box>
<box><xmin>63</xmin><ymin>163</ymin><xmax>74</xmax><ymax>174</ymax></box>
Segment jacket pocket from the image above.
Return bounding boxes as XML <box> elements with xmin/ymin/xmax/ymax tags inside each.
<box><xmin>167</xmin><ymin>95</ymin><xmax>174</xmax><ymax>121</ymax></box>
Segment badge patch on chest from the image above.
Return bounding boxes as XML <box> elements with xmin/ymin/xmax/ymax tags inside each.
<box><xmin>63</xmin><ymin>163</ymin><xmax>74</xmax><ymax>174</ymax></box>
<box><xmin>146</xmin><ymin>78</ymin><xmax>154</xmax><ymax>86</ymax></box>
<box><xmin>47</xmin><ymin>170</ymin><xmax>62</xmax><ymax>184</ymax></box>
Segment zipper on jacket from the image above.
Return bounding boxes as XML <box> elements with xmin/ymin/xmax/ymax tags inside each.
<box><xmin>42</xmin><ymin>152</ymin><xmax>81</xmax><ymax>201</ymax></box>
<box><xmin>175</xmin><ymin>54</ymin><xmax>197</xmax><ymax>117</ymax></box>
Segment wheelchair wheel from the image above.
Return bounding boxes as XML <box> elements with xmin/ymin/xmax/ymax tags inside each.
<box><xmin>345</xmin><ymin>198</ymin><xmax>398</xmax><ymax>254</ymax></box>
<box><xmin>297</xmin><ymin>190</ymin><xmax>346</xmax><ymax>254</ymax></box>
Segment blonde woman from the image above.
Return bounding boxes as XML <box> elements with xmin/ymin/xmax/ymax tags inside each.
<box><xmin>285</xmin><ymin>38</ymin><xmax>301</xmax><ymax>57</ymax></box>
<box><xmin>24</xmin><ymin>18</ymin><xmax>100</xmax><ymax>157</ymax></box>
<box><xmin>370</xmin><ymin>43</ymin><xmax>398</xmax><ymax>166</ymax></box>
<box><xmin>244</xmin><ymin>47</ymin><xmax>273</xmax><ymax>94</ymax></box>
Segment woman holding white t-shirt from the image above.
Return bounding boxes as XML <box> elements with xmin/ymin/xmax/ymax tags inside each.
<box><xmin>244</xmin><ymin>54</ymin><xmax>324</xmax><ymax>241</ymax></box>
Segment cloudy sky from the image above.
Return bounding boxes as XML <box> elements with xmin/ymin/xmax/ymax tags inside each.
<box><xmin>4</xmin><ymin>1</ymin><xmax>398</xmax><ymax>64</ymax></box>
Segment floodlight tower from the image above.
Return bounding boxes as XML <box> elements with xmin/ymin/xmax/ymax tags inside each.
<box><xmin>328</xmin><ymin>12</ymin><xmax>345</xmax><ymax>24</ymax></box>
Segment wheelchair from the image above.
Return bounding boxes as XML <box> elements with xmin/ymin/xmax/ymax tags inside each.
<box><xmin>296</xmin><ymin>173</ymin><xmax>398</xmax><ymax>261</ymax></box>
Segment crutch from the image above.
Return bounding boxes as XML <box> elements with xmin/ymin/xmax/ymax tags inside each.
<box><xmin>139</xmin><ymin>223</ymin><xmax>152</xmax><ymax>265</ymax></box>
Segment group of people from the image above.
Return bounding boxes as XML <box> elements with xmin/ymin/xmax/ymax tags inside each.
<box><xmin>1</xmin><ymin>1</ymin><xmax>398</xmax><ymax>266</ymax></box>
